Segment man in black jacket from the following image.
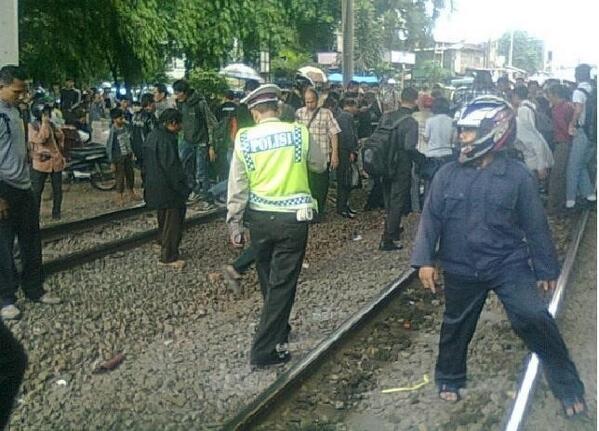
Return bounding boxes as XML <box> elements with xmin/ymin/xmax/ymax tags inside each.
<box><xmin>379</xmin><ymin>87</ymin><xmax>420</xmax><ymax>251</ymax></box>
<box><xmin>335</xmin><ymin>97</ymin><xmax>360</xmax><ymax>218</ymax></box>
<box><xmin>143</xmin><ymin>109</ymin><xmax>190</xmax><ymax>269</ymax></box>
<box><xmin>173</xmin><ymin>79</ymin><xmax>218</xmax><ymax>208</ymax></box>
<box><xmin>131</xmin><ymin>93</ymin><xmax>158</xmax><ymax>178</ymax></box>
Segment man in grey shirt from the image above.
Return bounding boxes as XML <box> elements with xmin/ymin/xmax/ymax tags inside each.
<box><xmin>0</xmin><ymin>65</ymin><xmax>60</xmax><ymax>320</ymax></box>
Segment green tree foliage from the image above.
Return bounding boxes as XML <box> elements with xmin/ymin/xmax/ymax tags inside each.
<box><xmin>187</xmin><ymin>68</ymin><xmax>229</xmax><ymax>107</ymax></box>
<box><xmin>20</xmin><ymin>0</ymin><xmax>172</xmax><ymax>86</ymax></box>
<box><xmin>374</xmin><ymin>0</ymin><xmax>446</xmax><ymax>51</ymax></box>
<box><xmin>411</xmin><ymin>59</ymin><xmax>452</xmax><ymax>86</ymax></box>
<box><xmin>354</xmin><ymin>0</ymin><xmax>384</xmax><ymax>71</ymax></box>
<box><xmin>271</xmin><ymin>49</ymin><xmax>314</xmax><ymax>79</ymax></box>
<box><xmin>18</xmin><ymin>0</ymin><xmax>446</xmax><ymax>86</ymax></box>
<box><xmin>497</xmin><ymin>31</ymin><xmax>544</xmax><ymax>74</ymax></box>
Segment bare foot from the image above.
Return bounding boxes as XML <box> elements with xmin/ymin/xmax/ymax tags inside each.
<box><xmin>159</xmin><ymin>260</ymin><xmax>186</xmax><ymax>270</ymax></box>
<box><xmin>113</xmin><ymin>194</ymin><xmax>125</xmax><ymax>207</ymax></box>
<box><xmin>127</xmin><ymin>190</ymin><xmax>142</xmax><ymax>201</ymax></box>
<box><xmin>438</xmin><ymin>384</ymin><xmax>460</xmax><ymax>402</ymax></box>
<box><xmin>439</xmin><ymin>391</ymin><xmax>459</xmax><ymax>402</ymax></box>
<box><xmin>563</xmin><ymin>398</ymin><xmax>587</xmax><ymax>418</ymax></box>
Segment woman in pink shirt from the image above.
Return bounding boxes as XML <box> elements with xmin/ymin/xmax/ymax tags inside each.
<box><xmin>28</xmin><ymin>103</ymin><xmax>65</xmax><ymax>220</ymax></box>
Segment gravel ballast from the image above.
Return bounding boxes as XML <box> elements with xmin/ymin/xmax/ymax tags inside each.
<box><xmin>5</xmin><ymin>196</ymin><xmax>579</xmax><ymax>430</ymax></box>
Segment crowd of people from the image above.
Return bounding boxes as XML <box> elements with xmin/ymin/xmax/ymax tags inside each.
<box><xmin>0</xmin><ymin>59</ymin><xmax>595</xmax><ymax>427</ymax></box>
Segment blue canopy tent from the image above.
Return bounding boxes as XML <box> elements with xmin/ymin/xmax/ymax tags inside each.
<box><xmin>327</xmin><ymin>73</ymin><xmax>379</xmax><ymax>84</ymax></box>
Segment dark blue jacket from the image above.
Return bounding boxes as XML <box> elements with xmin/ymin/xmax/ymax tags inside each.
<box><xmin>410</xmin><ymin>154</ymin><xmax>560</xmax><ymax>281</ymax></box>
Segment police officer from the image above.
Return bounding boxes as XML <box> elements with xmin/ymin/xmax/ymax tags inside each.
<box><xmin>411</xmin><ymin>96</ymin><xmax>586</xmax><ymax>417</ymax></box>
<box><xmin>226</xmin><ymin>84</ymin><xmax>318</xmax><ymax>367</ymax></box>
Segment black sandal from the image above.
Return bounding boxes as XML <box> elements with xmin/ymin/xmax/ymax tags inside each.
<box><xmin>438</xmin><ymin>383</ymin><xmax>461</xmax><ymax>403</ymax></box>
<box><xmin>561</xmin><ymin>396</ymin><xmax>587</xmax><ymax>418</ymax></box>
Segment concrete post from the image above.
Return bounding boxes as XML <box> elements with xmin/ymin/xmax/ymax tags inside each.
<box><xmin>0</xmin><ymin>0</ymin><xmax>19</xmax><ymax>66</ymax></box>
<box><xmin>342</xmin><ymin>0</ymin><xmax>354</xmax><ymax>87</ymax></box>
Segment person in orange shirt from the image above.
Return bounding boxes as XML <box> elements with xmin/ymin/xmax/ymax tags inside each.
<box><xmin>28</xmin><ymin>103</ymin><xmax>65</xmax><ymax>220</ymax></box>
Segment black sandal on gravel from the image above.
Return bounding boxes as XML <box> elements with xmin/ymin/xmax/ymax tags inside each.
<box><xmin>561</xmin><ymin>396</ymin><xmax>587</xmax><ymax>418</ymax></box>
<box><xmin>438</xmin><ymin>384</ymin><xmax>461</xmax><ymax>403</ymax></box>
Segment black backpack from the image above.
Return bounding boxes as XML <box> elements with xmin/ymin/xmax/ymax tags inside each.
<box><xmin>362</xmin><ymin>114</ymin><xmax>410</xmax><ymax>178</ymax></box>
<box><xmin>576</xmin><ymin>86</ymin><xmax>597</xmax><ymax>142</ymax></box>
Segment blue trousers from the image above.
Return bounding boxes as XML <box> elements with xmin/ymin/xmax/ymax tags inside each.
<box><xmin>208</xmin><ymin>149</ymin><xmax>233</xmax><ymax>202</ymax></box>
<box><xmin>566</xmin><ymin>129</ymin><xmax>593</xmax><ymax>202</ymax></box>
<box><xmin>178</xmin><ymin>140</ymin><xmax>210</xmax><ymax>196</ymax></box>
<box><xmin>436</xmin><ymin>265</ymin><xmax>584</xmax><ymax>400</ymax></box>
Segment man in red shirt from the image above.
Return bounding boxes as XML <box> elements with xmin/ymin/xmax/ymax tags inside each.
<box><xmin>547</xmin><ymin>84</ymin><xmax>574</xmax><ymax>214</ymax></box>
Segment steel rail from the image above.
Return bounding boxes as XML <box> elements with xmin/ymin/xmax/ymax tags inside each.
<box><xmin>40</xmin><ymin>203</ymin><xmax>149</xmax><ymax>242</ymax></box>
<box><xmin>224</xmin><ymin>209</ymin><xmax>590</xmax><ymax>431</ymax></box>
<box><xmin>223</xmin><ymin>268</ymin><xmax>417</xmax><ymax>431</ymax></box>
<box><xmin>504</xmin><ymin>208</ymin><xmax>591</xmax><ymax>431</ymax></box>
<box><xmin>42</xmin><ymin>208</ymin><xmax>225</xmax><ymax>275</ymax></box>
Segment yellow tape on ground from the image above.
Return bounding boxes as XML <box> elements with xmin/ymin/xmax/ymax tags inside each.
<box><xmin>381</xmin><ymin>374</ymin><xmax>430</xmax><ymax>394</ymax></box>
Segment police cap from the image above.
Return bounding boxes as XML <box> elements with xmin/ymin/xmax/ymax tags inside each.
<box><xmin>241</xmin><ymin>84</ymin><xmax>281</xmax><ymax>109</ymax></box>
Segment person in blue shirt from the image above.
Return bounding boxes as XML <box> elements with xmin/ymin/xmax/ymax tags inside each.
<box><xmin>411</xmin><ymin>96</ymin><xmax>586</xmax><ymax>417</ymax></box>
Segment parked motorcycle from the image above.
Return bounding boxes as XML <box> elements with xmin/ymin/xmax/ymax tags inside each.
<box><xmin>63</xmin><ymin>143</ymin><xmax>115</xmax><ymax>191</ymax></box>
<box><xmin>60</xmin><ymin>126</ymin><xmax>115</xmax><ymax>191</ymax></box>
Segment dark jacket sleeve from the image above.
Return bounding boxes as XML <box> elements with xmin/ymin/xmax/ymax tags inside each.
<box><xmin>403</xmin><ymin>117</ymin><xmax>419</xmax><ymax>152</ymax></box>
<box><xmin>410</xmin><ymin>165</ymin><xmax>447</xmax><ymax>267</ymax></box>
<box><xmin>338</xmin><ymin>113</ymin><xmax>358</xmax><ymax>152</ymax></box>
<box><xmin>515</xmin><ymin>167</ymin><xmax>560</xmax><ymax>280</ymax></box>
<box><xmin>158</xmin><ymin>134</ymin><xmax>189</xmax><ymax>199</ymax></box>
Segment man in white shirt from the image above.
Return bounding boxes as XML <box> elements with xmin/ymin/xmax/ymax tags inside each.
<box><xmin>565</xmin><ymin>64</ymin><xmax>596</xmax><ymax>209</ymax></box>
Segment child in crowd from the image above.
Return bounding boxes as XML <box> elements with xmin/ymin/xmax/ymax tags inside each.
<box><xmin>106</xmin><ymin>107</ymin><xmax>138</xmax><ymax>206</ymax></box>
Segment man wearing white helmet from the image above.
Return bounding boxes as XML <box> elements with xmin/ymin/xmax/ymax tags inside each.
<box><xmin>410</xmin><ymin>96</ymin><xmax>586</xmax><ymax>417</ymax></box>
<box><xmin>227</xmin><ymin>84</ymin><xmax>319</xmax><ymax>367</ymax></box>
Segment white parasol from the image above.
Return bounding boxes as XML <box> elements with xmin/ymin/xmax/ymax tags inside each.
<box><xmin>219</xmin><ymin>63</ymin><xmax>264</xmax><ymax>83</ymax></box>
<box><xmin>298</xmin><ymin>66</ymin><xmax>328</xmax><ymax>83</ymax></box>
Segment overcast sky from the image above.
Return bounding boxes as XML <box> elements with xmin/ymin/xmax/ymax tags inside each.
<box><xmin>433</xmin><ymin>0</ymin><xmax>598</xmax><ymax>69</ymax></box>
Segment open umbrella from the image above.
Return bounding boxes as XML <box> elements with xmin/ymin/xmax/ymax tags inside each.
<box><xmin>219</xmin><ymin>63</ymin><xmax>264</xmax><ymax>83</ymax></box>
<box><xmin>298</xmin><ymin>66</ymin><xmax>327</xmax><ymax>83</ymax></box>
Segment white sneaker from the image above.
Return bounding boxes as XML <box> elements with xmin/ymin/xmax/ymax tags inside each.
<box><xmin>37</xmin><ymin>293</ymin><xmax>62</xmax><ymax>305</ymax></box>
<box><xmin>586</xmin><ymin>194</ymin><xmax>596</xmax><ymax>202</ymax></box>
<box><xmin>566</xmin><ymin>200</ymin><xmax>576</xmax><ymax>209</ymax></box>
<box><xmin>1</xmin><ymin>304</ymin><xmax>21</xmax><ymax>320</ymax></box>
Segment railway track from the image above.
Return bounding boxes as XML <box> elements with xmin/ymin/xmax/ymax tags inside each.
<box><xmin>40</xmin><ymin>203</ymin><xmax>149</xmax><ymax>242</ymax></box>
<box><xmin>41</xmin><ymin>207</ymin><xmax>225</xmax><ymax>275</ymax></box>
<box><xmin>224</xmin><ymin>209</ymin><xmax>592</xmax><ymax>431</ymax></box>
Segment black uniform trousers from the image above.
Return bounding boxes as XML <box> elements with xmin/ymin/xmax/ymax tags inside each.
<box><xmin>233</xmin><ymin>245</ymin><xmax>256</xmax><ymax>274</ymax></box>
<box><xmin>156</xmin><ymin>207</ymin><xmax>186</xmax><ymax>263</ymax></box>
<box><xmin>0</xmin><ymin>186</ymin><xmax>45</xmax><ymax>305</ymax></box>
<box><xmin>436</xmin><ymin>264</ymin><xmax>584</xmax><ymax>400</ymax></box>
<box><xmin>0</xmin><ymin>321</ymin><xmax>27</xmax><ymax>430</ymax></box>
<box><xmin>381</xmin><ymin>172</ymin><xmax>411</xmax><ymax>243</ymax></box>
<box><xmin>247</xmin><ymin>210</ymin><xmax>309</xmax><ymax>364</ymax></box>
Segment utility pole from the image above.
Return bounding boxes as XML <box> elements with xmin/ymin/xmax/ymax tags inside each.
<box><xmin>508</xmin><ymin>29</ymin><xmax>514</xmax><ymax>67</ymax></box>
<box><xmin>342</xmin><ymin>0</ymin><xmax>354</xmax><ymax>87</ymax></box>
<box><xmin>0</xmin><ymin>0</ymin><xmax>19</xmax><ymax>65</ymax></box>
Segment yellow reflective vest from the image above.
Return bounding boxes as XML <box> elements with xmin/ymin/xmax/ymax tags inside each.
<box><xmin>235</xmin><ymin>118</ymin><xmax>316</xmax><ymax>213</ymax></box>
